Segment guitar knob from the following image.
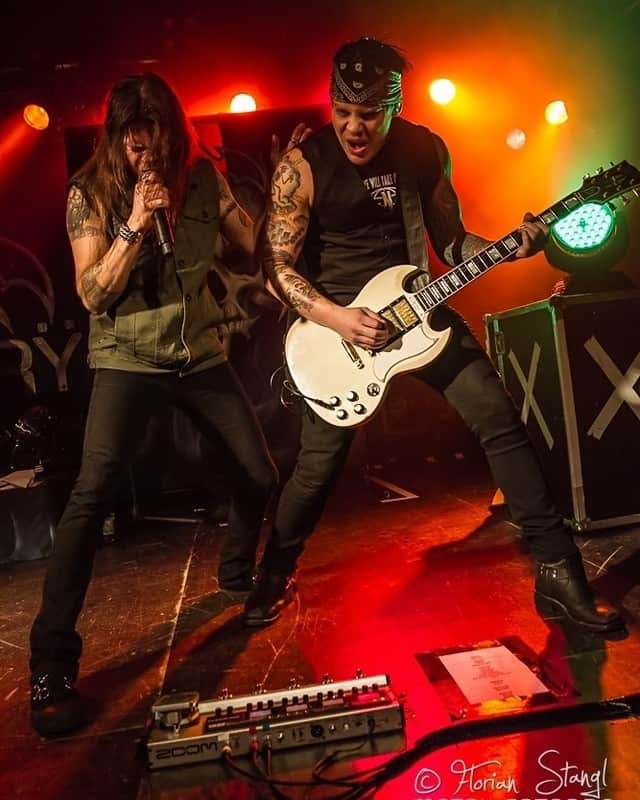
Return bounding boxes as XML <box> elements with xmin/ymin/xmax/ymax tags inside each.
<box><xmin>346</xmin><ymin>390</ymin><xmax>358</xmax><ymax>402</ymax></box>
<box><xmin>336</xmin><ymin>409</ymin><xmax>348</xmax><ymax>420</ymax></box>
<box><xmin>329</xmin><ymin>396</ymin><xmax>341</xmax><ymax>407</ymax></box>
<box><xmin>353</xmin><ymin>404</ymin><xmax>366</xmax><ymax>415</ymax></box>
<box><xmin>367</xmin><ymin>383</ymin><xmax>380</xmax><ymax>396</ymax></box>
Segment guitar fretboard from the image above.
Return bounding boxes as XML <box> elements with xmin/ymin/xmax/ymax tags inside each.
<box><xmin>409</xmin><ymin>190</ymin><xmax>592</xmax><ymax>317</ymax></box>
<box><xmin>380</xmin><ymin>191</ymin><xmax>616</xmax><ymax>328</ymax></box>
<box><xmin>376</xmin><ymin>159</ymin><xmax>640</xmax><ymax>339</ymax></box>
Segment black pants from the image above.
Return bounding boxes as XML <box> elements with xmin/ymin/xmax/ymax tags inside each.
<box><xmin>261</xmin><ymin>307</ymin><xmax>578</xmax><ymax>575</ymax></box>
<box><xmin>30</xmin><ymin>364</ymin><xmax>277</xmax><ymax>675</ymax></box>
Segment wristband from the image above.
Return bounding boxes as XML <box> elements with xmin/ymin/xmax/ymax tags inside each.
<box><xmin>118</xmin><ymin>222</ymin><xmax>143</xmax><ymax>246</ymax></box>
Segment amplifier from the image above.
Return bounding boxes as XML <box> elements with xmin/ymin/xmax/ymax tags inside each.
<box><xmin>146</xmin><ymin>672</ymin><xmax>405</xmax><ymax>769</ymax></box>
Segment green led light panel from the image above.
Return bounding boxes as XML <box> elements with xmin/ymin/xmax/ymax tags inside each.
<box><xmin>552</xmin><ymin>203</ymin><xmax>615</xmax><ymax>252</ymax></box>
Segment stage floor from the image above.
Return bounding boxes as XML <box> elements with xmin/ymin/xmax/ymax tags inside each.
<box><xmin>2</xmin><ymin>456</ymin><xmax>639</xmax><ymax>799</ymax></box>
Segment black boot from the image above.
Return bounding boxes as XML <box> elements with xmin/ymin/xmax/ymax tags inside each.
<box><xmin>243</xmin><ymin>573</ymin><xmax>297</xmax><ymax>627</ymax></box>
<box><xmin>535</xmin><ymin>555</ymin><xmax>624</xmax><ymax>633</ymax></box>
<box><xmin>31</xmin><ymin>669</ymin><xmax>86</xmax><ymax>737</ymax></box>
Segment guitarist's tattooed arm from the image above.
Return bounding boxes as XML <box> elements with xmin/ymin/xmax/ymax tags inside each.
<box><xmin>263</xmin><ymin>151</ymin><xmax>388</xmax><ymax>349</ymax></box>
<box><xmin>263</xmin><ymin>152</ymin><xmax>317</xmax><ymax>313</ymax></box>
<box><xmin>424</xmin><ymin>135</ymin><xmax>491</xmax><ymax>267</ymax></box>
<box><xmin>263</xmin><ymin>153</ymin><xmax>316</xmax><ymax>309</ymax></box>
<box><xmin>425</xmin><ymin>135</ymin><xmax>549</xmax><ymax>264</ymax></box>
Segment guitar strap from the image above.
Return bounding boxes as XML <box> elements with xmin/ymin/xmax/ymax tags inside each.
<box><xmin>395</xmin><ymin>126</ymin><xmax>433</xmax><ymax>289</ymax></box>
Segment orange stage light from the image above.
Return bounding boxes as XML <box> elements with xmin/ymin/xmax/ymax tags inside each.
<box><xmin>506</xmin><ymin>128</ymin><xmax>527</xmax><ymax>150</ymax></box>
<box><xmin>23</xmin><ymin>104</ymin><xmax>50</xmax><ymax>130</ymax></box>
<box><xmin>545</xmin><ymin>100</ymin><xmax>568</xmax><ymax>125</ymax></box>
<box><xmin>429</xmin><ymin>78</ymin><xmax>456</xmax><ymax>105</ymax></box>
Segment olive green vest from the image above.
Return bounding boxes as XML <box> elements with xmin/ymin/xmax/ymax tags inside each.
<box><xmin>88</xmin><ymin>158</ymin><xmax>227</xmax><ymax>374</ymax></box>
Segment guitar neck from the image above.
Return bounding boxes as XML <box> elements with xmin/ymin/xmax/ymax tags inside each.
<box><xmin>411</xmin><ymin>186</ymin><xmax>605</xmax><ymax>316</ymax></box>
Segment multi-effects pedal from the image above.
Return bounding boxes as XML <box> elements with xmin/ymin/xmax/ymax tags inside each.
<box><xmin>146</xmin><ymin>672</ymin><xmax>405</xmax><ymax>769</ymax></box>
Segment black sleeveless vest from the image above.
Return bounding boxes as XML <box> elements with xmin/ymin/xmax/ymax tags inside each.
<box><xmin>299</xmin><ymin>117</ymin><xmax>440</xmax><ymax>305</ymax></box>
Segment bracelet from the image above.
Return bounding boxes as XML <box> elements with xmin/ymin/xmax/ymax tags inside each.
<box><xmin>118</xmin><ymin>222</ymin><xmax>143</xmax><ymax>246</ymax></box>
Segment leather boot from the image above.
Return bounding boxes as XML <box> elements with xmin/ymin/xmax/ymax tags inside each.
<box><xmin>31</xmin><ymin>669</ymin><xmax>86</xmax><ymax>737</ymax></box>
<box><xmin>535</xmin><ymin>554</ymin><xmax>624</xmax><ymax>633</ymax></box>
<box><xmin>243</xmin><ymin>573</ymin><xmax>297</xmax><ymax>627</ymax></box>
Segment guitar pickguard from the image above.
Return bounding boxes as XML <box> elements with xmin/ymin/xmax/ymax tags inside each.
<box><xmin>372</xmin><ymin>318</ymin><xmax>450</xmax><ymax>382</ymax></box>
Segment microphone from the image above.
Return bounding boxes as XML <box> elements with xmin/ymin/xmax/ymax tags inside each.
<box><xmin>139</xmin><ymin>162</ymin><xmax>174</xmax><ymax>256</ymax></box>
<box><xmin>153</xmin><ymin>208</ymin><xmax>174</xmax><ymax>256</ymax></box>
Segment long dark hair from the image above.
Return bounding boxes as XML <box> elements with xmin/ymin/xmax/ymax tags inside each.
<box><xmin>72</xmin><ymin>73</ymin><xmax>194</xmax><ymax>226</ymax></box>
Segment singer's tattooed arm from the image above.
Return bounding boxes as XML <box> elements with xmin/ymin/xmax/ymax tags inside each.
<box><xmin>67</xmin><ymin>187</ymin><xmax>142</xmax><ymax>314</ymax></box>
<box><xmin>66</xmin><ymin>186</ymin><xmax>103</xmax><ymax>241</ymax></box>
<box><xmin>424</xmin><ymin>135</ymin><xmax>490</xmax><ymax>266</ymax></box>
<box><xmin>216</xmin><ymin>168</ymin><xmax>257</xmax><ymax>254</ymax></box>
<box><xmin>78</xmin><ymin>257</ymin><xmax>116</xmax><ymax>312</ymax></box>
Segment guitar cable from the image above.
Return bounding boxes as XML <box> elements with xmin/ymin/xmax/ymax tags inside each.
<box><xmin>270</xmin><ymin>363</ymin><xmax>338</xmax><ymax>412</ymax></box>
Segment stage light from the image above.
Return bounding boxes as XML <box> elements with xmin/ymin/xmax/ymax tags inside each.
<box><xmin>506</xmin><ymin>128</ymin><xmax>526</xmax><ymax>150</ymax></box>
<box><xmin>545</xmin><ymin>100</ymin><xmax>568</xmax><ymax>126</ymax></box>
<box><xmin>229</xmin><ymin>93</ymin><xmax>257</xmax><ymax>113</ymax></box>
<box><xmin>429</xmin><ymin>79</ymin><xmax>456</xmax><ymax>105</ymax></box>
<box><xmin>551</xmin><ymin>203</ymin><xmax>615</xmax><ymax>252</ymax></box>
<box><xmin>23</xmin><ymin>104</ymin><xmax>50</xmax><ymax>131</ymax></box>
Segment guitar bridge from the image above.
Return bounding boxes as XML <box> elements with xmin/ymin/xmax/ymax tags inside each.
<box><xmin>341</xmin><ymin>339</ymin><xmax>364</xmax><ymax>369</ymax></box>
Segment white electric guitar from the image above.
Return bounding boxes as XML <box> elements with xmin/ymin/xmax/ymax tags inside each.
<box><xmin>285</xmin><ymin>161</ymin><xmax>640</xmax><ymax>427</ymax></box>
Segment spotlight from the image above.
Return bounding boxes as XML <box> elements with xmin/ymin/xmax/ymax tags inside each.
<box><xmin>229</xmin><ymin>93</ymin><xmax>257</xmax><ymax>113</ymax></box>
<box><xmin>546</xmin><ymin>201</ymin><xmax>629</xmax><ymax>292</ymax></box>
<box><xmin>545</xmin><ymin>100</ymin><xmax>568</xmax><ymax>126</ymax></box>
<box><xmin>23</xmin><ymin>104</ymin><xmax>50</xmax><ymax>131</ymax></box>
<box><xmin>506</xmin><ymin>128</ymin><xmax>526</xmax><ymax>150</ymax></box>
<box><xmin>429</xmin><ymin>79</ymin><xmax>456</xmax><ymax>105</ymax></box>
<box><xmin>551</xmin><ymin>203</ymin><xmax>615</xmax><ymax>253</ymax></box>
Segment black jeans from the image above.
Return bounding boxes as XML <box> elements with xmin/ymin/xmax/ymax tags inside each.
<box><xmin>261</xmin><ymin>307</ymin><xmax>578</xmax><ymax>575</ymax></box>
<box><xmin>30</xmin><ymin>364</ymin><xmax>277</xmax><ymax>675</ymax></box>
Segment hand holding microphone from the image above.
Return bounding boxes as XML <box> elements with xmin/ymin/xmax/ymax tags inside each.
<box><xmin>131</xmin><ymin>156</ymin><xmax>174</xmax><ymax>256</ymax></box>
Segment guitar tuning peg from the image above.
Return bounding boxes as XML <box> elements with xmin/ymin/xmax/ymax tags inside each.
<box><xmin>583</xmin><ymin>173</ymin><xmax>590</xmax><ymax>180</ymax></box>
<box><xmin>597</xmin><ymin>166</ymin><xmax>604</xmax><ymax>173</ymax></box>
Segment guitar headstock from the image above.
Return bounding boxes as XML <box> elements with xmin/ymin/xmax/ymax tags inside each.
<box><xmin>579</xmin><ymin>160</ymin><xmax>640</xmax><ymax>205</ymax></box>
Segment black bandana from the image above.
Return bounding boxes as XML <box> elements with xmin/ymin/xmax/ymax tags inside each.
<box><xmin>331</xmin><ymin>59</ymin><xmax>403</xmax><ymax>110</ymax></box>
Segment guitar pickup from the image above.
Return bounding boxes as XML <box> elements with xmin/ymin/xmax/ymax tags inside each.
<box><xmin>341</xmin><ymin>339</ymin><xmax>364</xmax><ymax>369</ymax></box>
